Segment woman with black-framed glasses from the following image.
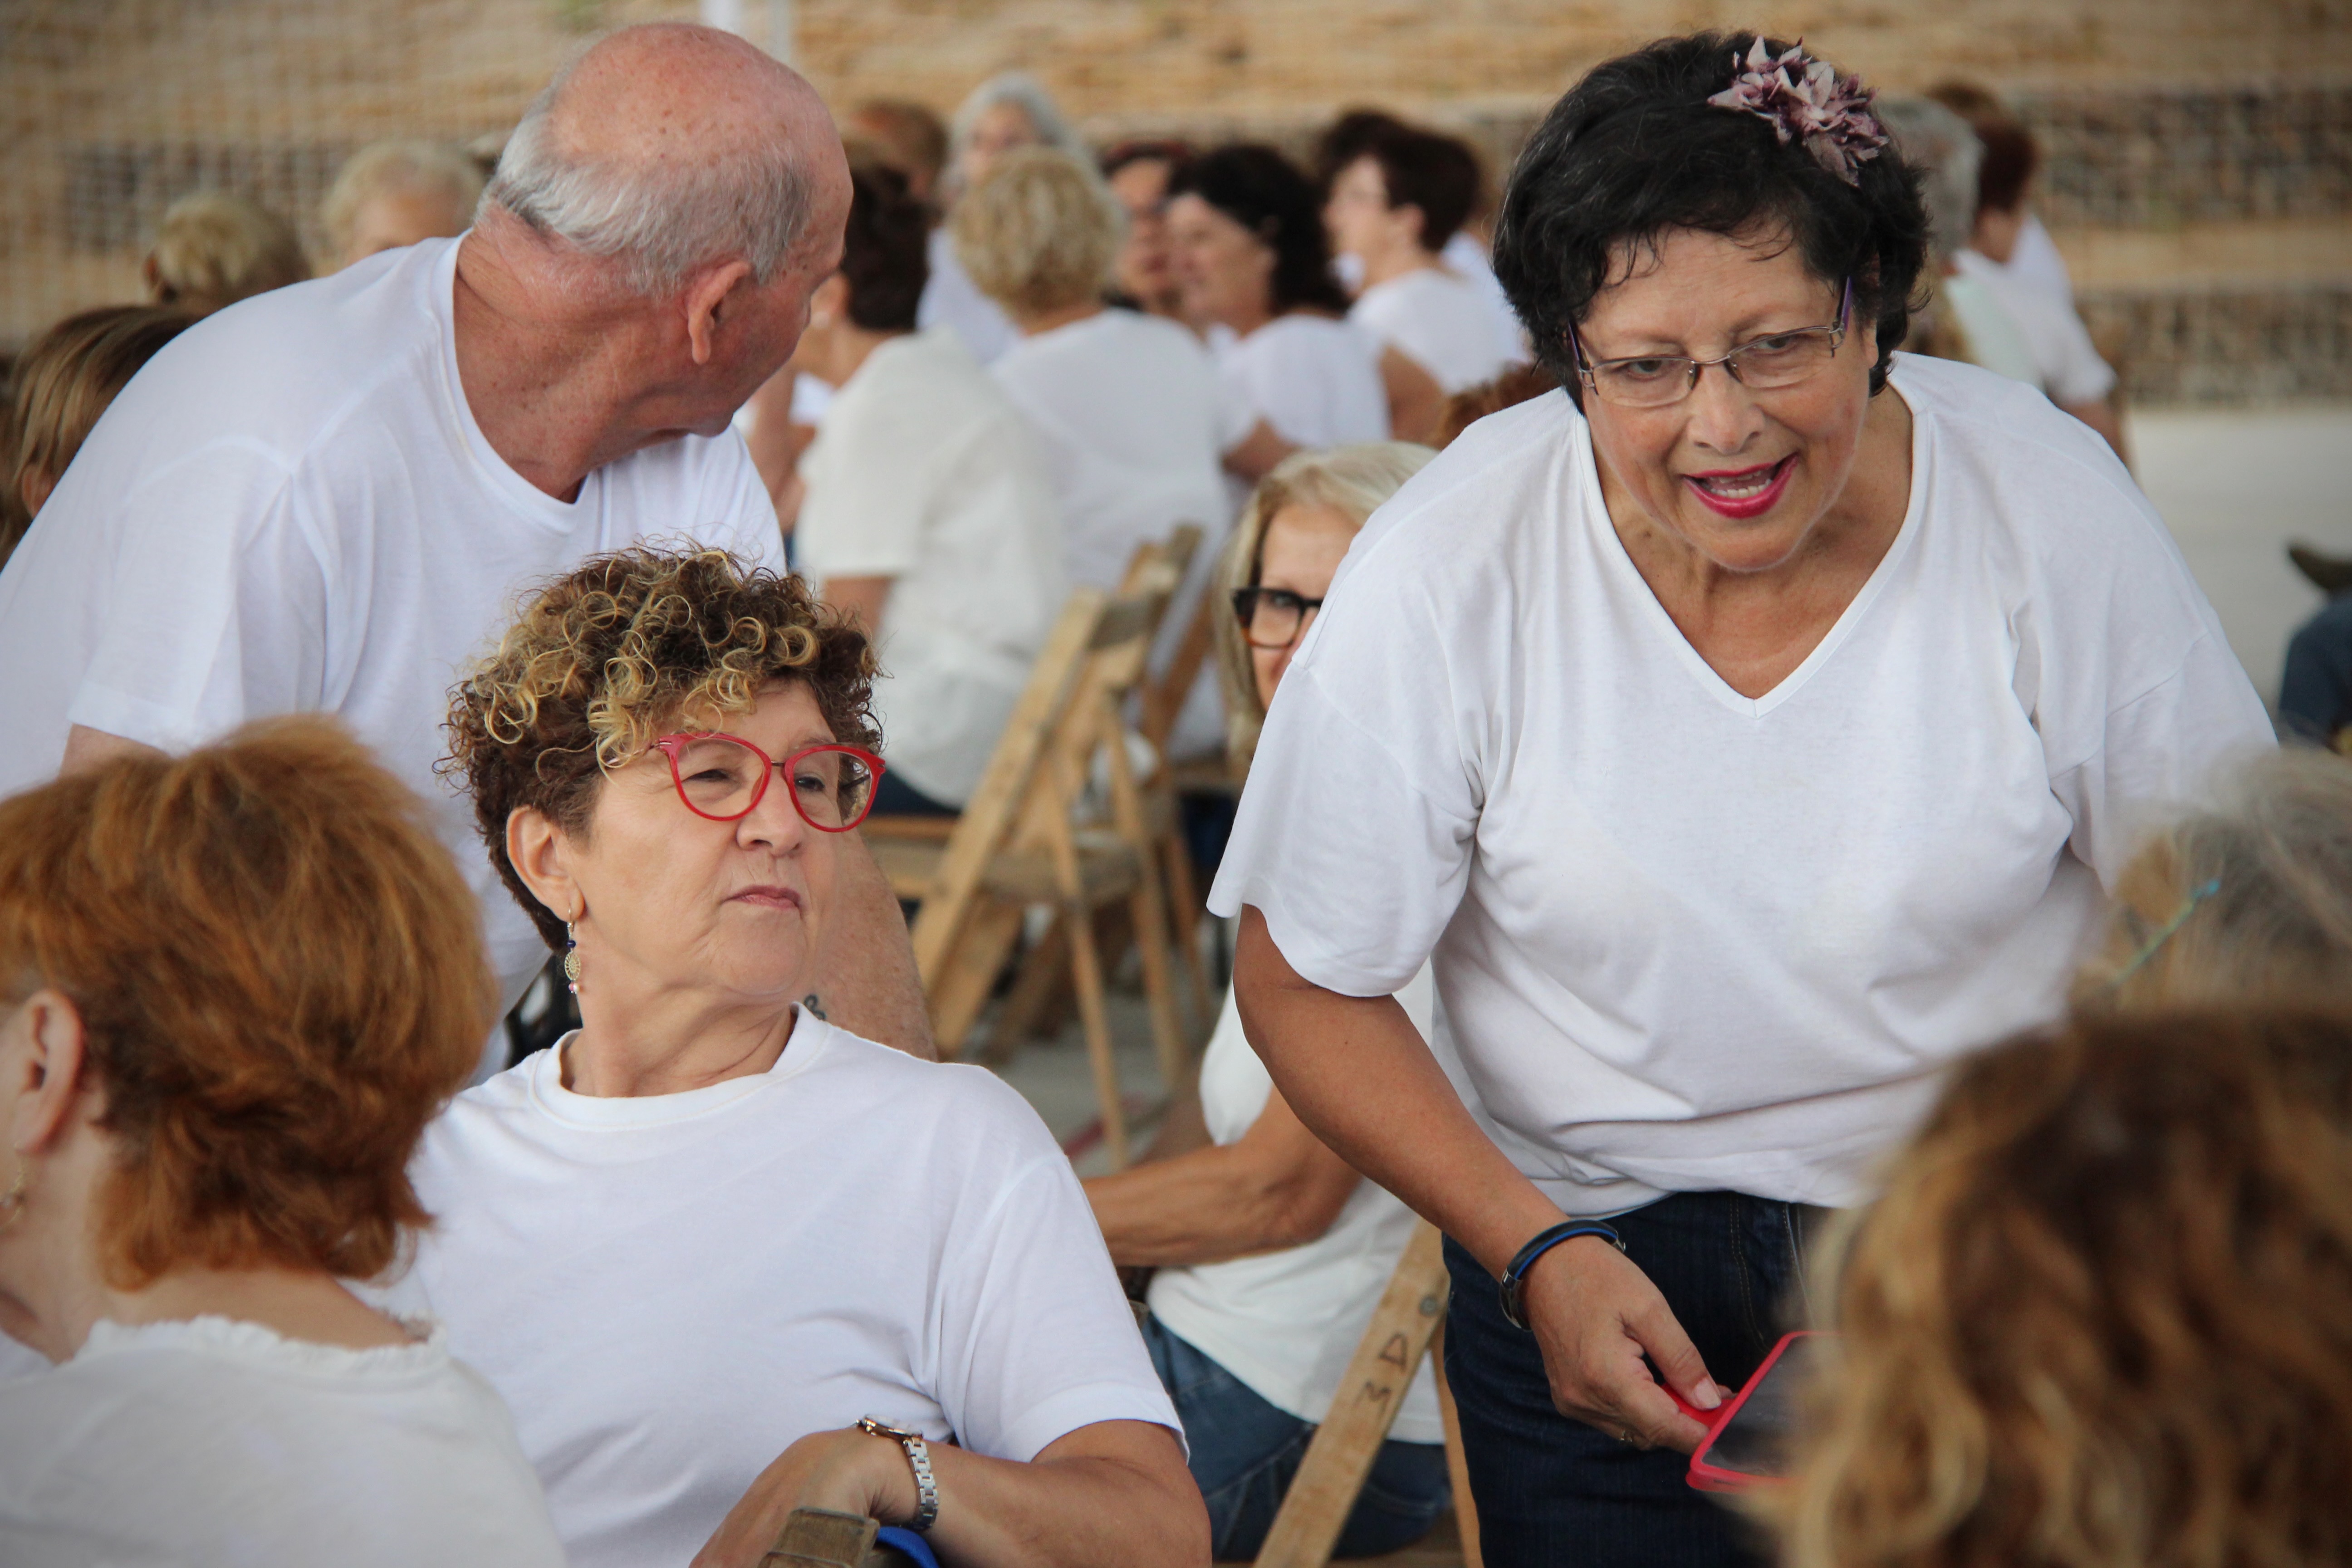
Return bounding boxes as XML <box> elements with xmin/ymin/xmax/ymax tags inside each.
<box><xmin>1205</xmin><ymin>33</ymin><xmax>2275</xmax><ymax>1568</ymax></box>
<box><xmin>396</xmin><ymin>548</ymin><xmax>1207</xmax><ymax>1568</ymax></box>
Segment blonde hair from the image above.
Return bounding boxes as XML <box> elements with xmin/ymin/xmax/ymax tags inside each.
<box><xmin>1775</xmin><ymin>1008</ymin><xmax>2352</xmax><ymax>1568</ymax></box>
<box><xmin>1215</xmin><ymin>442</ymin><xmax>1435</xmax><ymax>763</ymax></box>
<box><xmin>951</xmin><ymin>147</ymin><xmax>1122</xmax><ymax>317</ymax></box>
<box><xmin>146</xmin><ymin>191</ymin><xmax>310</xmax><ymax>313</ymax></box>
<box><xmin>322</xmin><ymin>140</ymin><xmax>485</xmax><ymax>264</ymax></box>
<box><xmin>2072</xmin><ymin>749</ymin><xmax>2352</xmax><ymax>1013</ymax></box>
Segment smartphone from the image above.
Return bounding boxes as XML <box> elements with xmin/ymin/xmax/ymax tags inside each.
<box><xmin>1683</xmin><ymin>1329</ymin><xmax>1825</xmax><ymax>1493</ymax></box>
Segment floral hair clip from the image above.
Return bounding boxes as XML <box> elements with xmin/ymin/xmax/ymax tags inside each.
<box><xmin>1705</xmin><ymin>38</ymin><xmax>1889</xmax><ymax>186</ymax></box>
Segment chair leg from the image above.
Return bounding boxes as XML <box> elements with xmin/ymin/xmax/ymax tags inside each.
<box><xmin>1159</xmin><ymin>827</ymin><xmax>1215</xmax><ymax>1039</ymax></box>
<box><xmin>988</xmin><ymin>911</ymin><xmax>1070</xmax><ymax>1059</ymax></box>
<box><xmin>1063</xmin><ymin>897</ymin><xmax>1131</xmax><ymax>1171</ymax></box>
<box><xmin>1434</xmin><ymin>1321</ymin><xmax>1484</xmax><ymax>1568</ymax></box>
<box><xmin>929</xmin><ymin>900</ymin><xmax>1023</xmax><ymax>1061</ymax></box>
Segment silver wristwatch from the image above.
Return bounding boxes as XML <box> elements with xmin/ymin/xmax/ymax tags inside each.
<box><xmin>857</xmin><ymin>1416</ymin><xmax>939</xmax><ymax>1533</ymax></box>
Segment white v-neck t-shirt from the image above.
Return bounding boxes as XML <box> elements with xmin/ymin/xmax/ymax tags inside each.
<box><xmin>372</xmin><ymin>1013</ymin><xmax>1177</xmax><ymax>1568</ymax></box>
<box><xmin>0</xmin><ymin>1316</ymin><xmax>563</xmax><ymax>1567</ymax></box>
<box><xmin>1210</xmin><ymin>354</ymin><xmax>2272</xmax><ymax>1215</ymax></box>
<box><xmin>0</xmin><ymin>237</ymin><xmax>785</xmax><ymax>1009</ymax></box>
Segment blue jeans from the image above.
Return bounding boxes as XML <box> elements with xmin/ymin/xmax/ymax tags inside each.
<box><xmin>1142</xmin><ymin>1313</ymin><xmax>1451</xmax><ymax>1561</ymax></box>
<box><xmin>1443</xmin><ymin>1191</ymin><xmax>1824</xmax><ymax>1568</ymax></box>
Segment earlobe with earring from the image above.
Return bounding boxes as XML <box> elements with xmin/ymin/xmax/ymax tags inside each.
<box><xmin>564</xmin><ymin>918</ymin><xmax>582</xmax><ymax>996</ymax></box>
<box><xmin>0</xmin><ymin>1159</ymin><xmax>28</xmax><ymax>1235</ymax></box>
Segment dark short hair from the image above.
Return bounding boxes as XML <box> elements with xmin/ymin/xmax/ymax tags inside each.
<box><xmin>1928</xmin><ymin>81</ymin><xmax>2040</xmax><ymax>216</ymax></box>
<box><xmin>1314</xmin><ymin>109</ymin><xmax>1412</xmax><ymax>188</ymax></box>
<box><xmin>1169</xmin><ymin>143</ymin><xmax>1349</xmax><ymax>316</ymax></box>
<box><xmin>1494</xmin><ymin>32</ymin><xmax>1928</xmax><ymax>404</ymax></box>
<box><xmin>1357</xmin><ymin>128</ymin><xmax>1483</xmax><ymax>255</ymax></box>
<box><xmin>1100</xmin><ymin>137</ymin><xmax>1195</xmax><ymax>184</ymax></box>
<box><xmin>838</xmin><ymin>161</ymin><xmax>930</xmax><ymax>333</ymax></box>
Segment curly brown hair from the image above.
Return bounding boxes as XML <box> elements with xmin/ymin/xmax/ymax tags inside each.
<box><xmin>1775</xmin><ymin>1009</ymin><xmax>2352</xmax><ymax>1568</ymax></box>
<box><xmin>444</xmin><ymin>547</ymin><xmax>879</xmax><ymax>951</ymax></box>
<box><xmin>0</xmin><ymin>716</ymin><xmax>492</xmax><ymax>1286</ymax></box>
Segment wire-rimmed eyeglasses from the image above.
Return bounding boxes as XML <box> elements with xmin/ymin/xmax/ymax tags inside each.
<box><xmin>1568</xmin><ymin>278</ymin><xmax>1852</xmax><ymax>410</ymax></box>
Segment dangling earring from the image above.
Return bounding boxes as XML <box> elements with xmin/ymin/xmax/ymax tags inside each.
<box><xmin>0</xmin><ymin>1161</ymin><xmax>28</xmax><ymax>1235</ymax></box>
<box><xmin>564</xmin><ymin>920</ymin><xmax>583</xmax><ymax>995</ymax></box>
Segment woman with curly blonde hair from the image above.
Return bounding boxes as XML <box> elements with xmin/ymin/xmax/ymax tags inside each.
<box><xmin>0</xmin><ymin>717</ymin><xmax>562</xmax><ymax>1565</ymax></box>
<box><xmin>397</xmin><ymin>547</ymin><xmax>1204</xmax><ymax>1568</ymax></box>
<box><xmin>1775</xmin><ymin>1007</ymin><xmax>2352</xmax><ymax>1568</ymax></box>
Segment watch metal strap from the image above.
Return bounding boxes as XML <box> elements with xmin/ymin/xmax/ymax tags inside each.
<box><xmin>858</xmin><ymin>1416</ymin><xmax>940</xmax><ymax>1533</ymax></box>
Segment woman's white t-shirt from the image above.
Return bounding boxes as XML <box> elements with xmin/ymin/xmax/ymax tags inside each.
<box><xmin>1350</xmin><ymin>267</ymin><xmax>1522</xmax><ymax>395</ymax></box>
<box><xmin>372</xmin><ymin>1014</ymin><xmax>1179</xmax><ymax>1568</ymax></box>
<box><xmin>1209</xmin><ymin>354</ymin><xmax>2273</xmax><ymax>1215</ymax></box>
<box><xmin>1210</xmin><ymin>315</ymin><xmax>1387</xmax><ymax>449</ymax></box>
<box><xmin>794</xmin><ymin>327</ymin><xmax>1066</xmax><ymax>805</ymax></box>
<box><xmin>0</xmin><ymin>1316</ymin><xmax>563</xmax><ymax>1567</ymax></box>
<box><xmin>1148</xmin><ymin>972</ymin><xmax>1445</xmax><ymax>1444</ymax></box>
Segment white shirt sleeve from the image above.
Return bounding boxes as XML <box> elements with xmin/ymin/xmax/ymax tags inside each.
<box><xmin>794</xmin><ymin>397</ymin><xmax>934</xmax><ymax>583</ymax></box>
<box><xmin>66</xmin><ymin>445</ymin><xmax>329</xmax><ymax>753</ymax></box>
<box><xmin>696</xmin><ymin>432</ymin><xmax>787</xmax><ymax>573</ymax></box>
<box><xmin>929</xmin><ymin>1144</ymin><xmax>1182</xmax><ymax>1463</ymax></box>
<box><xmin>1209</xmin><ymin>551</ymin><xmax>1483</xmax><ymax>996</ymax></box>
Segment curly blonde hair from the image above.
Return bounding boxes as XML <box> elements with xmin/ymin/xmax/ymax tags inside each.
<box><xmin>444</xmin><ymin>547</ymin><xmax>878</xmax><ymax>950</ymax></box>
<box><xmin>1775</xmin><ymin>1009</ymin><xmax>2352</xmax><ymax>1568</ymax></box>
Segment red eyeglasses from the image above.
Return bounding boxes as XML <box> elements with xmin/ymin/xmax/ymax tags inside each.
<box><xmin>650</xmin><ymin>733</ymin><xmax>886</xmax><ymax>832</ymax></box>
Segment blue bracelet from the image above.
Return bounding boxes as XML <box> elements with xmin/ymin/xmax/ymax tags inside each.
<box><xmin>1498</xmin><ymin>1220</ymin><xmax>1627</xmax><ymax>1330</ymax></box>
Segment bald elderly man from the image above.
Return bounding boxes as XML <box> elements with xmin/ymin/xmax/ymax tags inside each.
<box><xmin>0</xmin><ymin>25</ymin><xmax>928</xmax><ymax>1061</ymax></box>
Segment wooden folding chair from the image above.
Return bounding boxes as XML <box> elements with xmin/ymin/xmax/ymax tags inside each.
<box><xmin>864</xmin><ymin>553</ymin><xmax>1196</xmax><ymax>1169</ymax></box>
<box><xmin>1135</xmin><ymin>526</ymin><xmax>1225</xmax><ymax>1036</ymax></box>
<box><xmin>1249</xmin><ymin>1220</ymin><xmax>1484</xmax><ymax>1568</ymax></box>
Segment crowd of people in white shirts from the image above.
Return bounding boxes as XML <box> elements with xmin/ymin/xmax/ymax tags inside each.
<box><xmin>3</xmin><ymin>22</ymin><xmax>2316</xmax><ymax>1568</ymax></box>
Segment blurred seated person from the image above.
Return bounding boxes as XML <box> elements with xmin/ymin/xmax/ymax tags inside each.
<box><xmin>1324</xmin><ymin>126</ymin><xmax>1522</xmax><ymax>395</ymax></box>
<box><xmin>412</xmin><ymin>548</ymin><xmax>1204</xmax><ymax>1568</ymax></box>
<box><xmin>923</xmin><ymin>73</ymin><xmax>1088</xmax><ymax>365</ymax></box>
<box><xmin>1776</xmin><ymin>1007</ymin><xmax>2352</xmax><ymax>1568</ymax></box>
<box><xmin>844</xmin><ymin>98</ymin><xmax>950</xmax><ymax>208</ymax></box>
<box><xmin>1100</xmin><ymin>139</ymin><xmax>1193</xmax><ymax>318</ymax></box>
<box><xmin>2282</xmin><ymin>548</ymin><xmax>2352</xmax><ymax>748</ymax></box>
<box><xmin>1316</xmin><ymin>110</ymin><xmax>1518</xmax><ymax>354</ymax></box>
<box><xmin>957</xmin><ymin>148</ymin><xmax>1225</xmax><ymax>591</ymax></box>
<box><xmin>1880</xmin><ymin>98</ymin><xmax>2125</xmax><ymax>460</ymax></box>
<box><xmin>1</xmin><ymin>305</ymin><xmax>192</xmax><ymax>564</ymax></box>
<box><xmin>2073</xmin><ymin>748</ymin><xmax>2352</xmax><ymax>1010</ymax></box>
<box><xmin>793</xmin><ymin>164</ymin><xmax>1064</xmax><ymax>816</ymax></box>
<box><xmin>1928</xmin><ymin>79</ymin><xmax>2077</xmax><ymax>309</ymax></box>
<box><xmin>1085</xmin><ymin>444</ymin><xmax>1450</xmax><ymax>1563</ymax></box>
<box><xmin>0</xmin><ymin>718</ymin><xmax>563</xmax><ymax>1566</ymax></box>
<box><xmin>142</xmin><ymin>190</ymin><xmax>310</xmax><ymax>314</ymax></box>
<box><xmin>1169</xmin><ymin>145</ymin><xmax>1439</xmax><ymax>481</ymax></box>
<box><xmin>323</xmin><ymin>140</ymin><xmax>485</xmax><ymax>270</ymax></box>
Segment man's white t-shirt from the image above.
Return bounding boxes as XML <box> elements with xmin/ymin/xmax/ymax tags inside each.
<box><xmin>0</xmin><ymin>238</ymin><xmax>786</xmax><ymax>1010</ymax></box>
<box><xmin>1210</xmin><ymin>355</ymin><xmax>2273</xmax><ymax>1215</ymax></box>
<box><xmin>794</xmin><ymin>327</ymin><xmax>1066</xmax><ymax>805</ymax></box>
<box><xmin>1350</xmin><ymin>267</ymin><xmax>1522</xmax><ymax>395</ymax></box>
<box><xmin>0</xmin><ymin>1316</ymin><xmax>564</xmax><ymax>1568</ymax></box>
<box><xmin>919</xmin><ymin>228</ymin><xmax>1018</xmax><ymax>365</ymax></box>
<box><xmin>1148</xmin><ymin>971</ymin><xmax>1444</xmax><ymax>1444</ymax></box>
<box><xmin>1955</xmin><ymin>248</ymin><xmax>2117</xmax><ymax>406</ymax></box>
<box><xmin>372</xmin><ymin>1014</ymin><xmax>1179</xmax><ymax>1568</ymax></box>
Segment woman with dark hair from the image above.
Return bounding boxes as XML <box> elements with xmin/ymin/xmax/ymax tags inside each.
<box><xmin>1207</xmin><ymin>33</ymin><xmax>2272</xmax><ymax>1565</ymax></box>
<box><xmin>1167</xmin><ymin>144</ymin><xmax>1440</xmax><ymax>482</ymax></box>
<box><xmin>790</xmin><ymin>162</ymin><xmax>1064</xmax><ymax>816</ymax></box>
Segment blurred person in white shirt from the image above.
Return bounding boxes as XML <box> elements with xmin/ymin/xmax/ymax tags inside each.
<box><xmin>1325</xmin><ymin>125</ymin><xmax>1523</xmax><ymax>394</ymax></box>
<box><xmin>919</xmin><ymin>72</ymin><xmax>1090</xmax><ymax>366</ymax></box>
<box><xmin>795</xmin><ymin>163</ymin><xmax>1065</xmax><ymax>815</ymax></box>
<box><xmin>1101</xmin><ymin>139</ymin><xmax>1196</xmax><ymax>321</ymax></box>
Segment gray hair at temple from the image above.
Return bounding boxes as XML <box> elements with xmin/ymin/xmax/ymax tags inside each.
<box><xmin>485</xmin><ymin>58</ymin><xmax>816</xmax><ymax>297</ymax></box>
<box><xmin>1874</xmin><ymin>98</ymin><xmax>1982</xmax><ymax>266</ymax></box>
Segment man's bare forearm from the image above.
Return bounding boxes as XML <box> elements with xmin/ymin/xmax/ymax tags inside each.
<box><xmin>810</xmin><ymin>831</ymin><xmax>937</xmax><ymax>1059</ymax></box>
